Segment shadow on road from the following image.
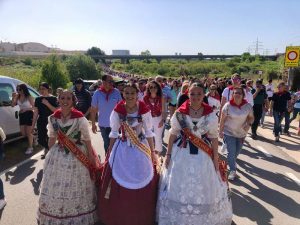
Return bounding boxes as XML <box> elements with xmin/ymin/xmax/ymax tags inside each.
<box><xmin>238</xmin><ymin>158</ymin><xmax>299</xmax><ymax>192</ymax></box>
<box><xmin>0</xmin><ymin>207</ymin><xmax>4</xmax><ymax>220</ymax></box>
<box><xmin>231</xmin><ymin>188</ymin><xmax>273</xmax><ymax>225</ymax></box>
<box><xmin>30</xmin><ymin>169</ymin><xmax>43</xmax><ymax>195</ymax></box>
<box><xmin>5</xmin><ymin>159</ymin><xmax>37</xmax><ymax>185</ymax></box>
<box><xmin>243</xmin><ymin>140</ymin><xmax>300</xmax><ymax>173</ymax></box>
<box><xmin>234</xmin><ymin>164</ymin><xmax>300</xmax><ymax>220</ymax></box>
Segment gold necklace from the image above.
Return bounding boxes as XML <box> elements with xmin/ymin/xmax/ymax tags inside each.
<box><xmin>190</xmin><ymin>105</ymin><xmax>203</xmax><ymax>115</ymax></box>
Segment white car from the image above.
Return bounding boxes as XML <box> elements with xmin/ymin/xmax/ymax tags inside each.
<box><xmin>0</xmin><ymin>75</ymin><xmax>40</xmax><ymax>143</ymax></box>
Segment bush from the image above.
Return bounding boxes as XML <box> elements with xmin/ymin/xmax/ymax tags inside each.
<box><xmin>41</xmin><ymin>55</ymin><xmax>69</xmax><ymax>91</ymax></box>
<box><xmin>66</xmin><ymin>54</ymin><xmax>101</xmax><ymax>82</ymax></box>
<box><xmin>267</xmin><ymin>69</ymin><xmax>279</xmax><ymax>80</ymax></box>
<box><xmin>22</xmin><ymin>57</ymin><xmax>33</xmax><ymax>66</ymax></box>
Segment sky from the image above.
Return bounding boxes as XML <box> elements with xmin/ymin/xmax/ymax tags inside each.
<box><xmin>0</xmin><ymin>0</ymin><xmax>300</xmax><ymax>55</ymax></box>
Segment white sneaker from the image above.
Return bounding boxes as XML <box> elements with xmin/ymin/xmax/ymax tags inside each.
<box><xmin>25</xmin><ymin>148</ymin><xmax>33</xmax><ymax>155</ymax></box>
<box><xmin>0</xmin><ymin>199</ymin><xmax>7</xmax><ymax>210</ymax></box>
<box><xmin>228</xmin><ymin>171</ymin><xmax>236</xmax><ymax>181</ymax></box>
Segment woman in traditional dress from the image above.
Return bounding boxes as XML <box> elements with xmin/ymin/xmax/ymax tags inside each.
<box><xmin>143</xmin><ymin>80</ymin><xmax>166</xmax><ymax>154</ymax></box>
<box><xmin>32</xmin><ymin>82</ymin><xmax>58</xmax><ymax>159</ymax></box>
<box><xmin>98</xmin><ymin>83</ymin><xmax>159</xmax><ymax>225</ymax></box>
<box><xmin>38</xmin><ymin>90</ymin><xmax>100</xmax><ymax>225</ymax></box>
<box><xmin>157</xmin><ymin>83</ymin><xmax>232</xmax><ymax>225</ymax></box>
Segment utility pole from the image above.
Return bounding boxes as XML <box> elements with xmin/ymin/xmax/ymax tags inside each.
<box><xmin>264</xmin><ymin>49</ymin><xmax>270</xmax><ymax>55</ymax></box>
<box><xmin>254</xmin><ymin>37</ymin><xmax>263</xmax><ymax>55</ymax></box>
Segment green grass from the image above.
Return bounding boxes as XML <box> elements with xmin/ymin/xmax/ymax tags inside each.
<box><xmin>0</xmin><ymin>63</ymin><xmax>42</xmax><ymax>88</ymax></box>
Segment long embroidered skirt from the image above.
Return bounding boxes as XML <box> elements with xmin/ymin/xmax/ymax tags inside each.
<box><xmin>98</xmin><ymin>156</ymin><xmax>159</xmax><ymax>225</ymax></box>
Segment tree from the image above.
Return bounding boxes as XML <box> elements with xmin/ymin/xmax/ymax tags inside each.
<box><xmin>241</xmin><ymin>52</ymin><xmax>255</xmax><ymax>62</ymax></box>
<box><xmin>86</xmin><ymin>47</ymin><xmax>105</xmax><ymax>63</ymax></box>
<box><xmin>140</xmin><ymin>50</ymin><xmax>151</xmax><ymax>56</ymax></box>
<box><xmin>41</xmin><ymin>55</ymin><xmax>69</xmax><ymax>91</ymax></box>
<box><xmin>66</xmin><ymin>54</ymin><xmax>101</xmax><ymax>82</ymax></box>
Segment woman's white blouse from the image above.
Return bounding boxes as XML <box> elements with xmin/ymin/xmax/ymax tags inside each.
<box><xmin>222</xmin><ymin>102</ymin><xmax>253</xmax><ymax>138</ymax></box>
<box><xmin>109</xmin><ymin>110</ymin><xmax>155</xmax><ymax>139</ymax></box>
<box><xmin>47</xmin><ymin>117</ymin><xmax>91</xmax><ymax>141</ymax></box>
<box><xmin>169</xmin><ymin>112</ymin><xmax>218</xmax><ymax>139</ymax></box>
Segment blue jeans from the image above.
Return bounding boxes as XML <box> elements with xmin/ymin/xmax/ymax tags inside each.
<box><xmin>100</xmin><ymin>127</ymin><xmax>111</xmax><ymax>154</ymax></box>
<box><xmin>260</xmin><ymin>110</ymin><xmax>266</xmax><ymax>125</ymax></box>
<box><xmin>224</xmin><ymin>134</ymin><xmax>243</xmax><ymax>172</ymax></box>
<box><xmin>290</xmin><ymin>108</ymin><xmax>300</xmax><ymax>123</ymax></box>
<box><xmin>273</xmin><ymin>111</ymin><xmax>285</xmax><ymax>136</ymax></box>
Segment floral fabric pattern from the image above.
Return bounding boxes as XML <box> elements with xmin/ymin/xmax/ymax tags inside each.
<box><xmin>38</xmin><ymin>117</ymin><xmax>98</xmax><ymax>225</ymax></box>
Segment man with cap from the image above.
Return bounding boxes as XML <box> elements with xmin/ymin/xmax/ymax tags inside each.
<box><xmin>73</xmin><ymin>78</ymin><xmax>92</xmax><ymax>118</ymax></box>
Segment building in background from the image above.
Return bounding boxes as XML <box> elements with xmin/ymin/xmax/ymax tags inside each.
<box><xmin>112</xmin><ymin>50</ymin><xmax>130</xmax><ymax>55</ymax></box>
<box><xmin>0</xmin><ymin>41</ymin><xmax>50</xmax><ymax>53</ymax></box>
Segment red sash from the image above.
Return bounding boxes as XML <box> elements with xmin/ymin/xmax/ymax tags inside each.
<box><xmin>56</xmin><ymin>129</ymin><xmax>101</xmax><ymax>182</ymax></box>
<box><xmin>182</xmin><ymin>127</ymin><xmax>228</xmax><ymax>183</ymax></box>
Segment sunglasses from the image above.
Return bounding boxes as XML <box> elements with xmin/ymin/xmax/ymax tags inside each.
<box><xmin>17</xmin><ymin>89</ymin><xmax>22</xmax><ymax>91</ymax></box>
<box><xmin>232</xmin><ymin>78</ymin><xmax>241</xmax><ymax>81</ymax></box>
<box><xmin>106</xmin><ymin>80</ymin><xmax>114</xmax><ymax>83</ymax></box>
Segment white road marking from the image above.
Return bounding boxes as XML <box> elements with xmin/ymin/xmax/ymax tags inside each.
<box><xmin>0</xmin><ymin>151</ymin><xmax>43</xmax><ymax>176</ymax></box>
<box><xmin>286</xmin><ymin>172</ymin><xmax>300</xmax><ymax>186</ymax></box>
<box><xmin>257</xmin><ymin>146</ymin><xmax>272</xmax><ymax>157</ymax></box>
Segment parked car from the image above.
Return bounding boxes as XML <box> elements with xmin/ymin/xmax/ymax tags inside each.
<box><xmin>0</xmin><ymin>75</ymin><xmax>40</xmax><ymax>143</ymax></box>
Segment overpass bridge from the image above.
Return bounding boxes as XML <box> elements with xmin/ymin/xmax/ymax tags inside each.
<box><xmin>90</xmin><ymin>54</ymin><xmax>279</xmax><ymax>63</ymax></box>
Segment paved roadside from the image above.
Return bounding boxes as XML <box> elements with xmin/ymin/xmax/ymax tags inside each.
<box><xmin>256</xmin><ymin>115</ymin><xmax>300</xmax><ymax>164</ymax></box>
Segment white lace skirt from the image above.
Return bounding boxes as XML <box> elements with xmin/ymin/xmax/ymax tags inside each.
<box><xmin>37</xmin><ymin>143</ymin><xmax>98</xmax><ymax>225</ymax></box>
<box><xmin>157</xmin><ymin>142</ymin><xmax>232</xmax><ymax>225</ymax></box>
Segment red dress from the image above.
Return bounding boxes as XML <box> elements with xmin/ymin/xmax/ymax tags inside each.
<box><xmin>98</xmin><ymin>101</ymin><xmax>159</xmax><ymax>225</ymax></box>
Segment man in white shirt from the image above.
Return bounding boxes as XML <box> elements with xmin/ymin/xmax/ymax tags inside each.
<box><xmin>266</xmin><ymin>79</ymin><xmax>274</xmax><ymax>101</ymax></box>
<box><xmin>220</xmin><ymin>73</ymin><xmax>241</xmax><ymax>112</ymax></box>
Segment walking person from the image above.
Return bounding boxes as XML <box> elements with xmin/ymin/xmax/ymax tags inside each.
<box><xmin>169</xmin><ymin>80</ymin><xmax>180</xmax><ymax>118</ymax></box>
<box><xmin>282</xmin><ymin>84</ymin><xmax>293</xmax><ymax>136</ymax></box>
<box><xmin>143</xmin><ymin>80</ymin><xmax>166</xmax><ymax>154</ymax></box>
<box><xmin>250</xmin><ymin>80</ymin><xmax>268</xmax><ymax>139</ymax></box>
<box><xmin>157</xmin><ymin>83</ymin><xmax>232</xmax><ymax>225</ymax></box>
<box><xmin>98</xmin><ymin>83</ymin><xmax>159</xmax><ymax>225</ymax></box>
<box><xmin>73</xmin><ymin>78</ymin><xmax>92</xmax><ymax>118</ymax></box>
<box><xmin>207</xmin><ymin>84</ymin><xmax>221</xmax><ymax>115</ymax></box>
<box><xmin>289</xmin><ymin>89</ymin><xmax>300</xmax><ymax>125</ymax></box>
<box><xmin>32</xmin><ymin>82</ymin><xmax>58</xmax><ymax>159</ymax></box>
<box><xmin>37</xmin><ymin>90</ymin><xmax>100</xmax><ymax>225</ymax></box>
<box><xmin>220</xmin><ymin>73</ymin><xmax>242</xmax><ymax>112</ymax></box>
<box><xmin>138</xmin><ymin>78</ymin><xmax>147</xmax><ymax>101</ymax></box>
<box><xmin>91</xmin><ymin>75</ymin><xmax>122</xmax><ymax>153</ymax></box>
<box><xmin>11</xmin><ymin>83</ymin><xmax>35</xmax><ymax>154</ymax></box>
<box><xmin>219</xmin><ymin>86</ymin><xmax>254</xmax><ymax>180</ymax></box>
<box><xmin>270</xmin><ymin>82</ymin><xmax>292</xmax><ymax>142</ymax></box>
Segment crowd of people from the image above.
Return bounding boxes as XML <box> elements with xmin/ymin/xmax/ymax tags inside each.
<box><xmin>0</xmin><ymin>69</ymin><xmax>299</xmax><ymax>225</ymax></box>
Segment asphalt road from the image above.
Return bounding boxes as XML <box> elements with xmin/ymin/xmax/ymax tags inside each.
<box><xmin>0</xmin><ymin>118</ymin><xmax>299</xmax><ymax>225</ymax></box>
